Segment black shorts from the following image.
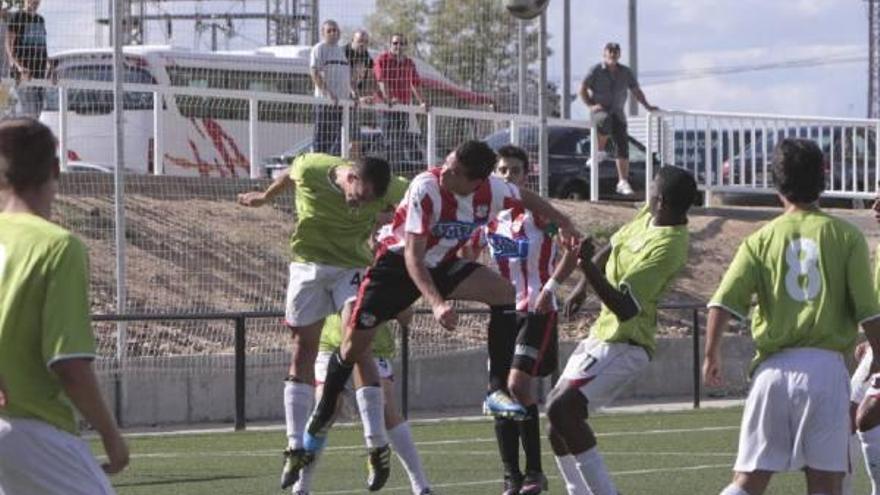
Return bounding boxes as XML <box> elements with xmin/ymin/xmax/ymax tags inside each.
<box><xmin>592</xmin><ymin>111</ymin><xmax>629</xmax><ymax>160</ymax></box>
<box><xmin>351</xmin><ymin>251</ymin><xmax>482</xmax><ymax>330</ymax></box>
<box><xmin>511</xmin><ymin>311</ymin><xmax>559</xmax><ymax>377</ymax></box>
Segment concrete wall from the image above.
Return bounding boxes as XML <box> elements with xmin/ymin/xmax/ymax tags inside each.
<box><xmin>99</xmin><ymin>335</ymin><xmax>756</xmax><ymax>427</ymax></box>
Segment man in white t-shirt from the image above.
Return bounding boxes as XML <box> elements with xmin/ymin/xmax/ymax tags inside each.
<box><xmin>309</xmin><ymin>19</ymin><xmax>353</xmax><ymax>156</ymax></box>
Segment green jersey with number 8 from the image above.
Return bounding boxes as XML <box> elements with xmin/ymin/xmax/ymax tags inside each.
<box><xmin>710</xmin><ymin>210</ymin><xmax>880</xmax><ymax>371</ymax></box>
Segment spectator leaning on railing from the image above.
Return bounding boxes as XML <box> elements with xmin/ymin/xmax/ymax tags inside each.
<box><xmin>309</xmin><ymin>19</ymin><xmax>353</xmax><ymax>156</ymax></box>
<box><xmin>344</xmin><ymin>29</ymin><xmax>376</xmax><ymax>156</ymax></box>
<box><xmin>5</xmin><ymin>0</ymin><xmax>49</xmax><ymax>118</ymax></box>
<box><xmin>374</xmin><ymin>33</ymin><xmax>428</xmax><ymax>167</ymax></box>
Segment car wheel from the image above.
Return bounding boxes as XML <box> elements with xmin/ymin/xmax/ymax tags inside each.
<box><xmin>558</xmin><ymin>181</ymin><xmax>589</xmax><ymax>200</ymax></box>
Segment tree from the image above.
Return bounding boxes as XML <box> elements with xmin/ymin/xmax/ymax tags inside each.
<box><xmin>365</xmin><ymin>0</ymin><xmax>430</xmax><ymax>59</ymax></box>
<box><xmin>366</xmin><ymin>0</ymin><xmax>557</xmax><ymax>115</ymax></box>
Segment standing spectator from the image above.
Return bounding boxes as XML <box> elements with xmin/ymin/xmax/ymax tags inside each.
<box><xmin>0</xmin><ymin>118</ymin><xmax>129</xmax><ymax>494</ymax></box>
<box><xmin>310</xmin><ymin>19</ymin><xmax>352</xmax><ymax>156</ymax></box>
<box><xmin>374</xmin><ymin>33</ymin><xmax>428</xmax><ymax>167</ymax></box>
<box><xmin>580</xmin><ymin>42</ymin><xmax>658</xmax><ymax>196</ymax></box>
<box><xmin>344</xmin><ymin>29</ymin><xmax>375</xmax><ymax>156</ymax></box>
<box><xmin>6</xmin><ymin>0</ymin><xmax>48</xmax><ymax>118</ymax></box>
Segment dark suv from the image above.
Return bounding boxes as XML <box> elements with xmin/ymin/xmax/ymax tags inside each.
<box><xmin>483</xmin><ymin>125</ymin><xmax>653</xmax><ymax>199</ymax></box>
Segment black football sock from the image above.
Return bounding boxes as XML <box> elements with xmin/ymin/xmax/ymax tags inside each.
<box><xmin>520</xmin><ymin>404</ymin><xmax>543</xmax><ymax>474</ymax></box>
<box><xmin>308</xmin><ymin>350</ymin><xmax>352</xmax><ymax>434</ymax></box>
<box><xmin>487</xmin><ymin>304</ymin><xmax>517</xmax><ymax>392</ymax></box>
<box><xmin>494</xmin><ymin>416</ymin><xmax>522</xmax><ymax>478</ymax></box>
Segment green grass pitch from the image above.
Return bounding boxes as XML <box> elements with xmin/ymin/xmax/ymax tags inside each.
<box><xmin>94</xmin><ymin>407</ymin><xmax>870</xmax><ymax>494</ymax></box>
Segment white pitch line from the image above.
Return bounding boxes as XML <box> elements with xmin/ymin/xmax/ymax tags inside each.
<box><xmin>314</xmin><ymin>463</ymin><xmax>732</xmax><ymax>494</ymax></box>
<box><xmin>116</xmin><ymin>425</ymin><xmax>739</xmax><ymax>460</ymax></box>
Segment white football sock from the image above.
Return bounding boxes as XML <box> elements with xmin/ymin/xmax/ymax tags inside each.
<box><xmin>388</xmin><ymin>423</ymin><xmax>430</xmax><ymax>494</ymax></box>
<box><xmin>719</xmin><ymin>484</ymin><xmax>750</xmax><ymax>495</ymax></box>
<box><xmin>284</xmin><ymin>380</ymin><xmax>315</xmax><ymax>450</ymax></box>
<box><xmin>555</xmin><ymin>454</ymin><xmax>593</xmax><ymax>494</ymax></box>
<box><xmin>860</xmin><ymin>425</ymin><xmax>880</xmax><ymax>495</ymax></box>
<box><xmin>356</xmin><ymin>386</ymin><xmax>388</xmax><ymax>448</ymax></box>
<box><xmin>574</xmin><ymin>447</ymin><xmax>616</xmax><ymax>495</ymax></box>
<box><xmin>291</xmin><ymin>453</ymin><xmax>319</xmax><ymax>493</ymax></box>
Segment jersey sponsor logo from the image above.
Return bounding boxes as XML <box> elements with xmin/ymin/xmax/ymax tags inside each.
<box><xmin>431</xmin><ymin>221</ymin><xmax>482</xmax><ymax>240</ymax></box>
<box><xmin>474</xmin><ymin>204</ymin><xmax>490</xmax><ymax>221</ymax></box>
<box><xmin>487</xmin><ymin>233</ymin><xmax>529</xmax><ymax>259</ymax></box>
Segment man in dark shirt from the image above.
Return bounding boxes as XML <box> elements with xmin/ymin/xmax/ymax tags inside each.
<box><xmin>5</xmin><ymin>0</ymin><xmax>48</xmax><ymax>118</ymax></box>
<box><xmin>344</xmin><ymin>29</ymin><xmax>375</xmax><ymax>156</ymax></box>
<box><xmin>580</xmin><ymin>42</ymin><xmax>658</xmax><ymax>196</ymax></box>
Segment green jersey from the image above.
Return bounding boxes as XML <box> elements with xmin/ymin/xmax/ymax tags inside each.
<box><xmin>590</xmin><ymin>207</ymin><xmax>689</xmax><ymax>355</ymax></box>
<box><xmin>319</xmin><ymin>313</ymin><xmax>395</xmax><ymax>358</ymax></box>
<box><xmin>0</xmin><ymin>213</ymin><xmax>96</xmax><ymax>434</ymax></box>
<box><xmin>710</xmin><ymin>210</ymin><xmax>880</xmax><ymax>371</ymax></box>
<box><xmin>288</xmin><ymin>154</ymin><xmax>408</xmax><ymax>268</ymax></box>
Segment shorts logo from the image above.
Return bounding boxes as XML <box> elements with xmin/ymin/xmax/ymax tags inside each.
<box><xmin>488</xmin><ymin>233</ymin><xmax>529</xmax><ymax>259</ymax></box>
<box><xmin>359</xmin><ymin>311</ymin><xmax>377</xmax><ymax>328</ymax></box>
<box><xmin>474</xmin><ymin>204</ymin><xmax>490</xmax><ymax>220</ymax></box>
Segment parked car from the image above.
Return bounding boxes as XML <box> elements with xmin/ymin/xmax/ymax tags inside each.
<box><xmin>721</xmin><ymin>127</ymin><xmax>872</xmax><ymax>192</ymax></box>
<box><xmin>262</xmin><ymin>129</ymin><xmax>425</xmax><ymax>179</ymax></box>
<box><xmin>483</xmin><ymin>125</ymin><xmax>655</xmax><ymax>200</ymax></box>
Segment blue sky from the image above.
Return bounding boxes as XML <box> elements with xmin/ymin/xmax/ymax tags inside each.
<box><xmin>48</xmin><ymin>0</ymin><xmax>869</xmax><ymax>119</ymax></box>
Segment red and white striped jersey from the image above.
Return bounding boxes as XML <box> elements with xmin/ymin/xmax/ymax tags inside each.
<box><xmin>471</xmin><ymin>207</ymin><xmax>559</xmax><ymax>313</ymax></box>
<box><xmin>377</xmin><ymin>168</ymin><xmax>521</xmax><ymax>268</ymax></box>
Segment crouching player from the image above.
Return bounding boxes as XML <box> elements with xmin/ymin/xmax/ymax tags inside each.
<box><xmin>292</xmin><ymin>311</ymin><xmax>433</xmax><ymax>494</ymax></box>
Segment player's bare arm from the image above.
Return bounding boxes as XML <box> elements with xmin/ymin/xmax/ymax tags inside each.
<box><xmin>52</xmin><ymin>358</ymin><xmax>130</xmax><ymax>475</ymax></box>
<box><xmin>563</xmin><ymin>243</ymin><xmax>611</xmax><ymax>318</ymax></box>
<box><xmin>702</xmin><ymin>306</ymin><xmax>732</xmax><ymax>387</ymax></box>
<box><xmin>576</xmin><ymin>239</ymin><xmax>638</xmax><ymax>321</ymax></box>
<box><xmin>519</xmin><ymin>188</ymin><xmax>581</xmax><ymax>247</ymax></box>
<box><xmin>535</xmin><ymin>238</ymin><xmax>579</xmax><ymax>314</ymax></box>
<box><xmin>237</xmin><ymin>171</ymin><xmax>294</xmax><ymax>207</ymax></box>
<box><xmin>404</xmin><ymin>232</ymin><xmax>456</xmax><ymax>330</ymax></box>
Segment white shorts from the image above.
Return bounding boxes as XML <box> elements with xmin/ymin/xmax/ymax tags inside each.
<box><xmin>285</xmin><ymin>262</ymin><xmax>364</xmax><ymax>327</ymax></box>
<box><xmin>314</xmin><ymin>351</ymin><xmax>393</xmax><ymax>387</ymax></box>
<box><xmin>852</xmin><ymin>347</ymin><xmax>874</xmax><ymax>404</ymax></box>
<box><xmin>558</xmin><ymin>337</ymin><xmax>650</xmax><ymax>412</ymax></box>
<box><xmin>734</xmin><ymin>347</ymin><xmax>850</xmax><ymax>473</ymax></box>
<box><xmin>0</xmin><ymin>417</ymin><xmax>115</xmax><ymax>495</ymax></box>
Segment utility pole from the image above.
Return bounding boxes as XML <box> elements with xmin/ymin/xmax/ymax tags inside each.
<box><xmin>869</xmin><ymin>0</ymin><xmax>880</xmax><ymax>117</ymax></box>
<box><xmin>562</xmin><ymin>0</ymin><xmax>571</xmax><ymax>118</ymax></box>
<box><xmin>628</xmin><ymin>0</ymin><xmax>638</xmax><ymax>116</ymax></box>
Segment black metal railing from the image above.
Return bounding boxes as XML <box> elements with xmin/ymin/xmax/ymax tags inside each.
<box><xmin>93</xmin><ymin>302</ymin><xmax>707</xmax><ymax>430</ymax></box>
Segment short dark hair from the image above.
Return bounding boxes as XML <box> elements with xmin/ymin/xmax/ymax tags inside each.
<box><xmin>655</xmin><ymin>166</ymin><xmax>697</xmax><ymax>215</ymax></box>
<box><xmin>771</xmin><ymin>138</ymin><xmax>825</xmax><ymax>204</ymax></box>
<box><xmin>454</xmin><ymin>140</ymin><xmax>497</xmax><ymax>181</ymax></box>
<box><xmin>353</xmin><ymin>155</ymin><xmax>391</xmax><ymax>198</ymax></box>
<box><xmin>496</xmin><ymin>144</ymin><xmax>529</xmax><ymax>171</ymax></box>
<box><xmin>604</xmin><ymin>42</ymin><xmax>621</xmax><ymax>53</ymax></box>
<box><xmin>0</xmin><ymin>118</ymin><xmax>57</xmax><ymax>192</ymax></box>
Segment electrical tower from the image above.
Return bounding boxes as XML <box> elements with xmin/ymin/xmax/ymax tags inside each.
<box><xmin>869</xmin><ymin>0</ymin><xmax>880</xmax><ymax>118</ymax></box>
<box><xmin>99</xmin><ymin>0</ymin><xmax>319</xmax><ymax>49</ymax></box>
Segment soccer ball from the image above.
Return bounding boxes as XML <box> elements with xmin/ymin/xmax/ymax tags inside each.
<box><xmin>505</xmin><ymin>0</ymin><xmax>550</xmax><ymax>20</ymax></box>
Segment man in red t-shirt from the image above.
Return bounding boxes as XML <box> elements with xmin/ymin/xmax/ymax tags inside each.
<box><xmin>373</xmin><ymin>33</ymin><xmax>428</xmax><ymax>169</ymax></box>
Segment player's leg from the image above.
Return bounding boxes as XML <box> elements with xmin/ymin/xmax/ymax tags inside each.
<box><xmin>804</xmin><ymin>468</ymin><xmax>844</xmax><ymax>495</ymax></box>
<box><xmin>379</xmin><ymin>362</ymin><xmax>433</xmax><ymax>495</ymax></box>
<box><xmin>293</xmin><ymin>352</ymin><xmax>349</xmax><ymax>495</ymax></box>
<box><xmin>513</xmin><ymin>312</ymin><xmax>559</xmax><ymax>495</ymax></box>
<box><xmin>547</xmin><ymin>338</ymin><xmax>649</xmax><ymax>495</ymax></box>
<box><xmin>307</xmin><ymin>253</ymin><xmax>420</xmax><ymax>449</ymax></box>
<box><xmin>846</xmin><ymin>347</ymin><xmax>872</xmax><ymax>495</ymax></box>
<box><xmin>444</xmin><ymin>263</ymin><xmax>524</xmax><ymax>418</ymax></box>
<box><xmin>281</xmin><ymin>262</ymin><xmax>339</xmax><ymax>488</ymax></box>
<box><xmin>858</xmin><ymin>392</ymin><xmax>880</xmax><ymax>494</ymax></box>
